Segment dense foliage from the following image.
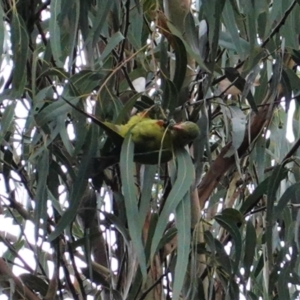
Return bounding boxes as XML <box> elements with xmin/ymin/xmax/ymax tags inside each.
<box><xmin>1</xmin><ymin>0</ymin><xmax>300</xmax><ymax>299</ymax></box>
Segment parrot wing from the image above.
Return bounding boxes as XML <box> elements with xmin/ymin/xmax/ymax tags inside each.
<box><xmin>62</xmin><ymin>97</ymin><xmax>199</xmax><ymax>165</ymax></box>
<box><xmin>62</xmin><ymin>97</ymin><xmax>168</xmax><ymax>155</ymax></box>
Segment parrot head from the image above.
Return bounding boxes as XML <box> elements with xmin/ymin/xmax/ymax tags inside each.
<box><xmin>171</xmin><ymin>121</ymin><xmax>200</xmax><ymax>147</ymax></box>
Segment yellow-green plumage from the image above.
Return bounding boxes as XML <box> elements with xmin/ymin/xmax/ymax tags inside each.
<box><xmin>116</xmin><ymin>117</ymin><xmax>199</xmax><ymax>153</ymax></box>
<box><xmin>100</xmin><ymin>114</ymin><xmax>200</xmax><ymax>156</ymax></box>
<box><xmin>115</xmin><ymin>115</ymin><xmax>170</xmax><ymax>152</ymax></box>
<box><xmin>63</xmin><ymin>98</ymin><xmax>199</xmax><ymax>164</ymax></box>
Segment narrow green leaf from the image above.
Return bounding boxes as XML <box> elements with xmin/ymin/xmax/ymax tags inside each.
<box><xmin>139</xmin><ymin>165</ymin><xmax>157</xmax><ymax>230</ymax></box>
<box><xmin>266</xmin><ymin>165</ymin><xmax>286</xmax><ymax>266</ymax></box>
<box><xmin>11</xmin><ymin>13</ymin><xmax>29</xmax><ymax>97</ymax></box>
<box><xmin>48</xmin><ymin>189</ymin><xmax>63</xmax><ymax>215</ymax></box>
<box><xmin>35</xmin><ymin>149</ymin><xmax>49</xmax><ymax>241</ymax></box>
<box><xmin>228</xmin><ymin>278</ymin><xmax>240</xmax><ymax>300</ymax></box>
<box><xmin>278</xmin><ymin>264</ymin><xmax>291</xmax><ymax>300</ymax></box>
<box><xmin>150</xmin><ymin>148</ymin><xmax>194</xmax><ymax>259</ymax></box>
<box><xmin>221</xmin><ymin>208</ymin><xmax>244</xmax><ymax>224</ymax></box>
<box><xmin>0</xmin><ymin>102</ymin><xmax>16</xmax><ymax>146</ymax></box>
<box><xmin>215</xmin><ymin>214</ymin><xmax>242</xmax><ymax>273</ymax></box>
<box><xmin>35</xmin><ymin>97</ymin><xmax>76</xmax><ymax>127</ymax></box>
<box><xmin>58</xmin><ymin>115</ymin><xmax>74</xmax><ymax>156</ymax></box>
<box><xmin>66</xmin><ymin>0</ymin><xmax>80</xmax><ymax>71</ymax></box>
<box><xmin>127</xmin><ymin>4</ymin><xmax>143</xmax><ymax>49</ymax></box>
<box><xmin>115</xmin><ymin>92</ymin><xmax>144</xmax><ymax>124</ymax></box>
<box><xmin>245</xmin><ymin>0</ymin><xmax>257</xmax><ymax>56</ymax></box>
<box><xmin>49</xmin><ymin>125</ymin><xmax>98</xmax><ymax>242</ymax></box>
<box><xmin>162</xmin><ymin>79</ymin><xmax>178</xmax><ymax>117</ymax></box>
<box><xmin>274</xmin><ymin>183</ymin><xmax>300</xmax><ymax>219</ymax></box>
<box><xmin>215</xmin><ymin>239</ymin><xmax>232</xmax><ymax>275</ymax></box>
<box><xmin>243</xmin><ymin>220</ymin><xmax>256</xmax><ymax>280</ymax></box>
<box><xmin>172</xmin><ymin>36</ymin><xmax>187</xmax><ymax>92</ymax></box>
<box><xmin>219</xmin><ymin>31</ymin><xmax>250</xmax><ymax>53</ymax></box>
<box><xmin>204</xmin><ymin>230</ymin><xmax>216</xmax><ymax>254</ymax></box>
<box><xmin>253</xmin><ymin>135</ymin><xmax>266</xmax><ymax>181</ymax></box>
<box><xmin>283</xmin><ymin>67</ymin><xmax>300</xmax><ymax>91</ymax></box>
<box><xmin>281</xmin><ymin>68</ymin><xmax>292</xmax><ymax>112</ymax></box>
<box><xmin>184</xmin><ymin>12</ymin><xmax>202</xmax><ymax>57</ymax></box>
<box><xmin>72</xmin><ymin>103</ymin><xmax>89</xmax><ymax>155</ymax></box>
<box><xmin>293</xmin><ymin>189</ymin><xmax>300</xmax><ymax>249</ymax></box>
<box><xmin>203</xmin><ymin>0</ymin><xmax>226</xmax><ymax>65</ymax></box>
<box><xmin>193</xmin><ymin>113</ymin><xmax>207</xmax><ymax>187</ymax></box>
<box><xmin>78</xmin><ymin>0</ymin><xmax>90</xmax><ymax>41</ymax></box>
<box><xmin>172</xmin><ymin>191</ymin><xmax>191</xmax><ymax>300</ymax></box>
<box><xmin>52</xmin><ymin>145</ymin><xmax>76</xmax><ymax>182</ymax></box>
<box><xmin>223</xmin><ymin>0</ymin><xmax>245</xmax><ymax>59</ymax></box>
<box><xmin>50</xmin><ymin>0</ymin><xmax>63</xmax><ymax>67</ymax></box>
<box><xmin>253</xmin><ymin>63</ymin><xmax>268</xmax><ymax>105</ymax></box>
<box><xmin>0</xmin><ymin>4</ymin><xmax>5</xmax><ymax>60</ymax></box>
<box><xmin>134</xmin><ymin>95</ymin><xmax>155</xmax><ymax>111</ymax></box>
<box><xmin>68</xmin><ymin>70</ymin><xmax>105</xmax><ymax>97</ymax></box>
<box><xmin>240</xmin><ymin>168</ymin><xmax>287</xmax><ymax>215</ymax></box>
<box><xmin>156</xmin><ymin>227</ymin><xmax>177</xmax><ymax>254</ymax></box>
<box><xmin>104</xmin><ymin>212</ymin><xmax>131</xmax><ymax>244</ymax></box>
<box><xmin>120</xmin><ymin>132</ymin><xmax>147</xmax><ymax>279</ymax></box>
<box><xmin>100</xmin><ymin>32</ymin><xmax>124</xmax><ymax>63</ymax></box>
<box><xmin>167</xmin><ymin>21</ymin><xmax>210</xmax><ymax>72</ymax></box>
<box><xmin>92</xmin><ymin>0</ymin><xmax>114</xmax><ymax>46</ymax></box>
<box><xmin>19</xmin><ymin>274</ymin><xmax>49</xmax><ymax>296</ymax></box>
<box><xmin>144</xmin><ymin>213</ymin><xmax>159</xmax><ymax>262</ymax></box>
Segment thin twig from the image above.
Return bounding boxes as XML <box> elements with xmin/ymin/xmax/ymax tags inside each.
<box><xmin>212</xmin><ymin>0</ymin><xmax>297</xmax><ymax>87</ymax></box>
<box><xmin>261</xmin><ymin>0</ymin><xmax>297</xmax><ymax>48</ymax></box>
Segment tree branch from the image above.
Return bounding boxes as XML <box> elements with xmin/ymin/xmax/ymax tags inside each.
<box><xmin>197</xmin><ymin>95</ymin><xmax>276</xmax><ymax>208</ymax></box>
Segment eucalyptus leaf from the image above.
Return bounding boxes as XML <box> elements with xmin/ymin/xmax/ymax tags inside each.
<box><xmin>120</xmin><ymin>132</ymin><xmax>147</xmax><ymax>279</ymax></box>
<box><xmin>150</xmin><ymin>148</ymin><xmax>194</xmax><ymax>259</ymax></box>
<box><xmin>48</xmin><ymin>124</ymin><xmax>98</xmax><ymax>242</ymax></box>
<box><xmin>172</xmin><ymin>191</ymin><xmax>191</xmax><ymax>300</ymax></box>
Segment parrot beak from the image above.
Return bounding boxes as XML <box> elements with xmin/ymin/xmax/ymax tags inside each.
<box><xmin>156</xmin><ymin>120</ymin><xmax>165</xmax><ymax>126</ymax></box>
<box><xmin>172</xmin><ymin>123</ymin><xmax>184</xmax><ymax>130</ymax></box>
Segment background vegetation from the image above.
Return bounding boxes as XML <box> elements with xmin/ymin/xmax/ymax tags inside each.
<box><xmin>1</xmin><ymin>0</ymin><xmax>300</xmax><ymax>299</ymax></box>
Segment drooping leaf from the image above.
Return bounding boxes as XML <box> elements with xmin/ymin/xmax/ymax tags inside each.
<box><xmin>150</xmin><ymin>148</ymin><xmax>194</xmax><ymax>259</ymax></box>
<box><xmin>120</xmin><ymin>132</ymin><xmax>147</xmax><ymax>279</ymax></box>
<box><xmin>49</xmin><ymin>124</ymin><xmax>98</xmax><ymax>242</ymax></box>
<box><xmin>0</xmin><ymin>102</ymin><xmax>16</xmax><ymax>146</ymax></box>
<box><xmin>0</xmin><ymin>4</ymin><xmax>5</xmax><ymax>61</ymax></box>
<box><xmin>240</xmin><ymin>167</ymin><xmax>288</xmax><ymax>215</ymax></box>
<box><xmin>223</xmin><ymin>1</ymin><xmax>245</xmax><ymax>59</ymax></box>
<box><xmin>139</xmin><ymin>165</ymin><xmax>157</xmax><ymax>230</ymax></box>
<box><xmin>215</xmin><ymin>210</ymin><xmax>242</xmax><ymax>274</ymax></box>
<box><xmin>172</xmin><ymin>191</ymin><xmax>191</xmax><ymax>300</ymax></box>
<box><xmin>100</xmin><ymin>32</ymin><xmax>124</xmax><ymax>63</ymax></box>
<box><xmin>243</xmin><ymin>220</ymin><xmax>256</xmax><ymax>280</ymax></box>
<box><xmin>167</xmin><ymin>21</ymin><xmax>210</xmax><ymax>72</ymax></box>
<box><xmin>266</xmin><ymin>165</ymin><xmax>287</xmax><ymax>266</ymax></box>
<box><xmin>49</xmin><ymin>0</ymin><xmax>64</xmax><ymax>67</ymax></box>
<box><xmin>34</xmin><ymin>148</ymin><xmax>49</xmax><ymax>241</ymax></box>
<box><xmin>162</xmin><ymin>78</ymin><xmax>178</xmax><ymax>117</ymax></box>
<box><xmin>172</xmin><ymin>35</ymin><xmax>188</xmax><ymax>92</ymax></box>
<box><xmin>11</xmin><ymin>12</ymin><xmax>29</xmax><ymax>97</ymax></box>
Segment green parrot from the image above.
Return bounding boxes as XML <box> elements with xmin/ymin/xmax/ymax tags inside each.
<box><xmin>102</xmin><ymin>113</ymin><xmax>199</xmax><ymax>153</ymax></box>
<box><xmin>63</xmin><ymin>98</ymin><xmax>199</xmax><ymax>163</ymax></box>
